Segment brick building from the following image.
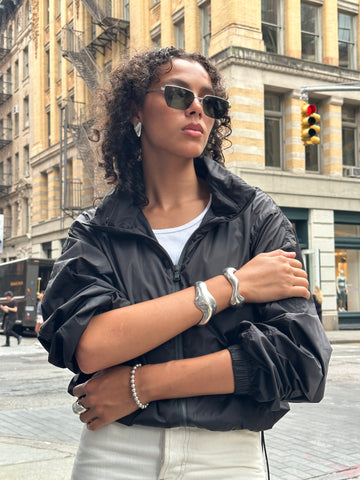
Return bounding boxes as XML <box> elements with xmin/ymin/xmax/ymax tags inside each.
<box><xmin>1</xmin><ymin>0</ymin><xmax>360</xmax><ymax>330</ymax></box>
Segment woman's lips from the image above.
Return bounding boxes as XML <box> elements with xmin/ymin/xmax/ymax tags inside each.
<box><xmin>182</xmin><ymin>123</ymin><xmax>204</xmax><ymax>137</ymax></box>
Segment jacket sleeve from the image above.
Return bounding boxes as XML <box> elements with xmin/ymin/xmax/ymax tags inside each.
<box><xmin>38</xmin><ymin>212</ymin><xmax>131</xmax><ymax>372</ymax></box>
<box><xmin>228</xmin><ymin>189</ymin><xmax>332</xmax><ymax>408</ymax></box>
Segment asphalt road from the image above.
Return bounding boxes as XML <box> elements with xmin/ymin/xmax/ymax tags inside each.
<box><xmin>0</xmin><ymin>334</ymin><xmax>359</xmax><ymax>480</ymax></box>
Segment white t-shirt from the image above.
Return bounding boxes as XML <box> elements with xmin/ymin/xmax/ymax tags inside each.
<box><xmin>153</xmin><ymin>197</ymin><xmax>211</xmax><ymax>265</ymax></box>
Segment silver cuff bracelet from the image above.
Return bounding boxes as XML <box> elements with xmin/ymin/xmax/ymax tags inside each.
<box><xmin>223</xmin><ymin>267</ymin><xmax>245</xmax><ymax>306</ymax></box>
<box><xmin>194</xmin><ymin>281</ymin><xmax>217</xmax><ymax>326</ymax></box>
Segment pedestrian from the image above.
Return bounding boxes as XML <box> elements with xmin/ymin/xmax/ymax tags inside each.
<box><xmin>313</xmin><ymin>285</ymin><xmax>323</xmax><ymax>323</ymax></box>
<box><xmin>1</xmin><ymin>290</ymin><xmax>22</xmax><ymax>347</ymax></box>
<box><xmin>35</xmin><ymin>291</ymin><xmax>45</xmax><ymax>336</ymax></box>
<box><xmin>39</xmin><ymin>47</ymin><xmax>332</xmax><ymax>480</ymax></box>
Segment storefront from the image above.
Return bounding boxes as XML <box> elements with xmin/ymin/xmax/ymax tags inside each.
<box><xmin>282</xmin><ymin>208</ymin><xmax>360</xmax><ymax>330</ymax></box>
<box><xmin>335</xmin><ymin>211</ymin><xmax>360</xmax><ymax>329</ymax></box>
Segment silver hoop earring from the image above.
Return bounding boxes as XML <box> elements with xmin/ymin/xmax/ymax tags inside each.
<box><xmin>134</xmin><ymin>121</ymin><xmax>142</xmax><ymax>138</ymax></box>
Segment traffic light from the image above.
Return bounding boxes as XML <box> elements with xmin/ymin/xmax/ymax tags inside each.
<box><xmin>301</xmin><ymin>102</ymin><xmax>320</xmax><ymax>146</ymax></box>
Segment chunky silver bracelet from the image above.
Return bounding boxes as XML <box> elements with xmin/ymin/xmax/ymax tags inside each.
<box><xmin>130</xmin><ymin>364</ymin><xmax>149</xmax><ymax>410</ymax></box>
<box><xmin>194</xmin><ymin>281</ymin><xmax>217</xmax><ymax>325</ymax></box>
<box><xmin>223</xmin><ymin>267</ymin><xmax>245</xmax><ymax>306</ymax></box>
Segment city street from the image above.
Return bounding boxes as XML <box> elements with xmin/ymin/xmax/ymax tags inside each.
<box><xmin>0</xmin><ymin>333</ymin><xmax>359</xmax><ymax>480</ymax></box>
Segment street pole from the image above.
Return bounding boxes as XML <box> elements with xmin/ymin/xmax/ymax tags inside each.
<box><xmin>301</xmin><ymin>84</ymin><xmax>360</xmax><ymax>102</ymax></box>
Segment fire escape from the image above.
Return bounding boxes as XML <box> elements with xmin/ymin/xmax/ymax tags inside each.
<box><xmin>60</xmin><ymin>0</ymin><xmax>129</xmax><ymax>217</ymax></box>
<box><xmin>0</xmin><ymin>34</ymin><xmax>12</xmax><ymax>196</ymax></box>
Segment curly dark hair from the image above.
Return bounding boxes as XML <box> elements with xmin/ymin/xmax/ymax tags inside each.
<box><xmin>92</xmin><ymin>46</ymin><xmax>232</xmax><ymax>207</ymax></box>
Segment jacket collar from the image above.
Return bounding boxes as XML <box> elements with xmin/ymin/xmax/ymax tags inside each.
<box><xmin>90</xmin><ymin>156</ymin><xmax>256</xmax><ymax>231</ymax></box>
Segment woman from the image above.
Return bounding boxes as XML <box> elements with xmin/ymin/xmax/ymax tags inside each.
<box><xmin>39</xmin><ymin>47</ymin><xmax>332</xmax><ymax>479</ymax></box>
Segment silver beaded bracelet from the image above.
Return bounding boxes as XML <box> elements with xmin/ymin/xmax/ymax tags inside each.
<box><xmin>130</xmin><ymin>364</ymin><xmax>149</xmax><ymax>410</ymax></box>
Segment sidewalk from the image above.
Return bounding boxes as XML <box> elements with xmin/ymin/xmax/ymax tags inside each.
<box><xmin>325</xmin><ymin>329</ymin><xmax>360</xmax><ymax>344</ymax></box>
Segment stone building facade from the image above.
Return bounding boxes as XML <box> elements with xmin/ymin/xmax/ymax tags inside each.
<box><xmin>1</xmin><ymin>0</ymin><xmax>360</xmax><ymax>330</ymax></box>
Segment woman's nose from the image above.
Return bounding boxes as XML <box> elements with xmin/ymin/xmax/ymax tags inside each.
<box><xmin>187</xmin><ymin>96</ymin><xmax>203</xmax><ymax>115</ymax></box>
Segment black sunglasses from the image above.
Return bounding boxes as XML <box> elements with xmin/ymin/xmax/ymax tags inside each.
<box><xmin>146</xmin><ymin>85</ymin><xmax>230</xmax><ymax>119</ymax></box>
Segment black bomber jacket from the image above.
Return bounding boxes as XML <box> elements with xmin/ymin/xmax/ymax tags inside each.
<box><xmin>39</xmin><ymin>156</ymin><xmax>332</xmax><ymax>432</ymax></box>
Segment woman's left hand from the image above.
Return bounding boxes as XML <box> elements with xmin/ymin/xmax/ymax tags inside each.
<box><xmin>72</xmin><ymin>365</ymin><xmax>138</xmax><ymax>431</ymax></box>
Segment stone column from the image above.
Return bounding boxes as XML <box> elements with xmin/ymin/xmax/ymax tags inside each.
<box><xmin>32</xmin><ymin>172</ymin><xmax>48</xmax><ymax>223</ymax></box>
<box><xmin>322</xmin><ymin>0</ymin><xmax>338</xmax><ymax>66</ymax></box>
<box><xmin>223</xmin><ymin>65</ymin><xmax>264</xmax><ymax>170</ymax></box>
<box><xmin>322</xmin><ymin>97</ymin><xmax>343</xmax><ymax>177</ymax></box>
<box><xmin>184</xmin><ymin>0</ymin><xmax>200</xmax><ymax>52</ymax></box>
<box><xmin>129</xmin><ymin>0</ymin><xmax>152</xmax><ymax>52</ymax></box>
<box><xmin>160</xmin><ymin>0</ymin><xmax>174</xmax><ymax>46</ymax></box>
<box><xmin>284</xmin><ymin>92</ymin><xmax>305</xmax><ymax>172</ymax></box>
<box><xmin>30</xmin><ymin>0</ymin><xmax>47</xmax><ymax>156</ymax></box>
<box><xmin>284</xmin><ymin>0</ymin><xmax>301</xmax><ymax>58</ymax></box>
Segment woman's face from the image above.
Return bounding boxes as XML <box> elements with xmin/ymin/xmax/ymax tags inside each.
<box><xmin>136</xmin><ymin>58</ymin><xmax>216</xmax><ymax>163</ymax></box>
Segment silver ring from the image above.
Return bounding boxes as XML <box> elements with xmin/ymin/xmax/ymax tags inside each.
<box><xmin>72</xmin><ymin>399</ymin><xmax>87</xmax><ymax>415</ymax></box>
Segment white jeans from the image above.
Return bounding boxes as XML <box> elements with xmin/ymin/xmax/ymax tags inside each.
<box><xmin>71</xmin><ymin>422</ymin><xmax>266</xmax><ymax>480</ymax></box>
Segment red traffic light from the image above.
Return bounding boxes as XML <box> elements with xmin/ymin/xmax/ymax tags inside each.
<box><xmin>302</xmin><ymin>103</ymin><xmax>317</xmax><ymax>115</ymax></box>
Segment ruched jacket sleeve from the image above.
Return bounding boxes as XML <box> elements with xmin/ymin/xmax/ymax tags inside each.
<box><xmin>227</xmin><ymin>189</ymin><xmax>332</xmax><ymax>408</ymax></box>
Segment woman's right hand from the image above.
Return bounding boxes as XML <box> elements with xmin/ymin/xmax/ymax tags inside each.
<box><xmin>235</xmin><ymin>250</ymin><xmax>310</xmax><ymax>303</ymax></box>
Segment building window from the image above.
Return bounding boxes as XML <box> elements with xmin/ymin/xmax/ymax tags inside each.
<box><xmin>8</xmin><ymin>25</ymin><xmax>13</xmax><ymax>48</ymax></box>
<box><xmin>45</xmin><ymin>0</ymin><xmax>50</xmax><ymax>26</ymax></box>
<box><xmin>57</xmin><ymin>38</ymin><xmax>62</xmax><ymax>79</ymax></box>
<box><xmin>24</xmin><ymin>144</ymin><xmax>30</xmax><ymax>176</ymax></box>
<box><xmin>335</xmin><ymin>222</ymin><xmax>360</xmax><ymax>313</ymax></box>
<box><xmin>14</xmin><ymin>60</ymin><xmax>19</xmax><ymax>90</ymax></box>
<box><xmin>264</xmin><ymin>92</ymin><xmax>282</xmax><ymax>168</ymax></box>
<box><xmin>14</xmin><ymin>152</ymin><xmax>19</xmax><ymax>182</ymax></box>
<box><xmin>174</xmin><ymin>17</ymin><xmax>185</xmax><ymax>49</ymax></box>
<box><xmin>5</xmin><ymin>206</ymin><xmax>12</xmax><ymax>239</ymax></box>
<box><xmin>6</xmin><ymin>157</ymin><xmax>12</xmax><ymax>186</ymax></box>
<box><xmin>199</xmin><ymin>1</ymin><xmax>211</xmax><ymax>57</ymax></box>
<box><xmin>338</xmin><ymin>12</ymin><xmax>356</xmax><ymax>69</ymax></box>
<box><xmin>342</xmin><ymin>105</ymin><xmax>357</xmax><ymax>167</ymax></box>
<box><xmin>123</xmin><ymin>0</ymin><xmax>130</xmax><ymax>21</ymax></box>
<box><xmin>23</xmin><ymin>198</ymin><xmax>29</xmax><ymax>234</ymax></box>
<box><xmin>301</xmin><ymin>2</ymin><xmax>321</xmax><ymax>62</ymax></box>
<box><xmin>14</xmin><ymin>111</ymin><xmax>19</xmax><ymax>137</ymax></box>
<box><xmin>42</xmin><ymin>241</ymin><xmax>52</xmax><ymax>259</ymax></box>
<box><xmin>46</xmin><ymin>110</ymin><xmax>51</xmax><ymax>147</ymax></box>
<box><xmin>23</xmin><ymin>46</ymin><xmax>29</xmax><ymax>78</ymax></box>
<box><xmin>261</xmin><ymin>0</ymin><xmax>282</xmax><ymax>54</ymax></box>
<box><xmin>6</xmin><ymin>112</ymin><xmax>12</xmax><ymax>138</ymax></box>
<box><xmin>6</xmin><ymin>67</ymin><xmax>11</xmax><ymax>92</ymax></box>
<box><xmin>0</xmin><ymin>162</ymin><xmax>3</xmax><ymax>186</ymax></box>
<box><xmin>151</xmin><ymin>25</ymin><xmax>161</xmax><ymax>48</ymax></box>
<box><xmin>24</xmin><ymin>96</ymin><xmax>30</xmax><ymax>128</ymax></box>
<box><xmin>45</xmin><ymin>48</ymin><xmax>50</xmax><ymax>89</ymax></box>
<box><xmin>305</xmin><ymin>144</ymin><xmax>320</xmax><ymax>172</ymax></box>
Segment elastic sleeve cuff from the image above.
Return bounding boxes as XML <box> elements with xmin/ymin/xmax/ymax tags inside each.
<box><xmin>228</xmin><ymin>345</ymin><xmax>253</xmax><ymax>396</ymax></box>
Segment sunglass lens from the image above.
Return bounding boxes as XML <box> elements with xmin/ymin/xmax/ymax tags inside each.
<box><xmin>203</xmin><ymin>96</ymin><xmax>229</xmax><ymax>119</ymax></box>
<box><xmin>164</xmin><ymin>86</ymin><xmax>193</xmax><ymax>110</ymax></box>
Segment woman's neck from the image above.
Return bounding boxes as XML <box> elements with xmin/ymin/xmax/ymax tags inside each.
<box><xmin>141</xmin><ymin>155</ymin><xmax>210</xmax><ymax>229</ymax></box>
